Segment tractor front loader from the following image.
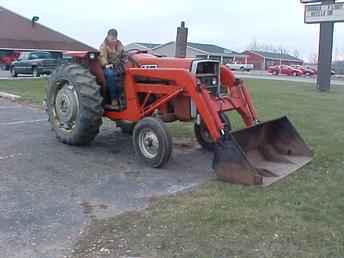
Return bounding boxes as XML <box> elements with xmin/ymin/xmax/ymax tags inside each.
<box><xmin>46</xmin><ymin>50</ymin><xmax>312</xmax><ymax>186</ymax></box>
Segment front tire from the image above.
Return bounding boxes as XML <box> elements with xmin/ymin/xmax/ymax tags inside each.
<box><xmin>32</xmin><ymin>67</ymin><xmax>40</xmax><ymax>77</ymax></box>
<box><xmin>133</xmin><ymin>117</ymin><xmax>172</xmax><ymax>168</ymax></box>
<box><xmin>194</xmin><ymin>112</ymin><xmax>231</xmax><ymax>151</ymax></box>
<box><xmin>46</xmin><ymin>64</ymin><xmax>103</xmax><ymax>145</ymax></box>
<box><xmin>10</xmin><ymin>66</ymin><xmax>17</xmax><ymax>77</ymax></box>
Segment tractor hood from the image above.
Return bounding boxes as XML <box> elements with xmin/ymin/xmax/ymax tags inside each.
<box><xmin>64</xmin><ymin>51</ymin><xmax>194</xmax><ymax>71</ymax></box>
<box><xmin>130</xmin><ymin>53</ymin><xmax>193</xmax><ymax>70</ymax></box>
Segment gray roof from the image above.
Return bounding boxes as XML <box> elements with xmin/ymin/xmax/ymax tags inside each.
<box><xmin>152</xmin><ymin>41</ymin><xmax>241</xmax><ymax>56</ymax></box>
<box><xmin>136</xmin><ymin>42</ymin><xmax>161</xmax><ymax>49</ymax></box>
<box><xmin>187</xmin><ymin>42</ymin><xmax>239</xmax><ymax>55</ymax></box>
<box><xmin>249</xmin><ymin>50</ymin><xmax>303</xmax><ymax>62</ymax></box>
<box><xmin>0</xmin><ymin>6</ymin><xmax>95</xmax><ymax>51</ymax></box>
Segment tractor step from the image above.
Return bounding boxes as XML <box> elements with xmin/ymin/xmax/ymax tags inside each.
<box><xmin>213</xmin><ymin>116</ymin><xmax>313</xmax><ymax>186</ymax></box>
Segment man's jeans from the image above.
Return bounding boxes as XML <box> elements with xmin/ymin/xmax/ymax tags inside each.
<box><xmin>104</xmin><ymin>67</ymin><xmax>121</xmax><ymax>101</ymax></box>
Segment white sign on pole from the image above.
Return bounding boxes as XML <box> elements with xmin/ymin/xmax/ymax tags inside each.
<box><xmin>300</xmin><ymin>0</ymin><xmax>321</xmax><ymax>3</ymax></box>
<box><xmin>305</xmin><ymin>2</ymin><xmax>344</xmax><ymax>23</ymax></box>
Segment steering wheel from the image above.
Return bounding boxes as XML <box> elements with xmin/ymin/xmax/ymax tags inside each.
<box><xmin>126</xmin><ymin>49</ymin><xmax>148</xmax><ymax>56</ymax></box>
<box><xmin>125</xmin><ymin>49</ymin><xmax>147</xmax><ymax>67</ymax></box>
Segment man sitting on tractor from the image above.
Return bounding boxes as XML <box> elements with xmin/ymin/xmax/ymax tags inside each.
<box><xmin>99</xmin><ymin>29</ymin><xmax>126</xmax><ymax>110</ymax></box>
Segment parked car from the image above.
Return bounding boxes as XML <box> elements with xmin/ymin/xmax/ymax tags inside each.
<box><xmin>226</xmin><ymin>63</ymin><xmax>254</xmax><ymax>72</ymax></box>
<box><xmin>0</xmin><ymin>51</ymin><xmax>20</xmax><ymax>70</ymax></box>
<box><xmin>10</xmin><ymin>51</ymin><xmax>59</xmax><ymax>77</ymax></box>
<box><xmin>302</xmin><ymin>66</ymin><xmax>336</xmax><ymax>76</ymax></box>
<box><xmin>290</xmin><ymin>65</ymin><xmax>315</xmax><ymax>76</ymax></box>
<box><xmin>62</xmin><ymin>54</ymin><xmax>73</xmax><ymax>64</ymax></box>
<box><xmin>267</xmin><ymin>65</ymin><xmax>303</xmax><ymax>76</ymax></box>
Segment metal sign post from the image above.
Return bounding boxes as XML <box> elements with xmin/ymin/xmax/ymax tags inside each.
<box><xmin>302</xmin><ymin>0</ymin><xmax>344</xmax><ymax>91</ymax></box>
<box><xmin>317</xmin><ymin>16</ymin><xmax>334</xmax><ymax>91</ymax></box>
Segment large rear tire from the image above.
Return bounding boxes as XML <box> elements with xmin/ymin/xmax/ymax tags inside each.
<box><xmin>133</xmin><ymin>117</ymin><xmax>172</xmax><ymax>168</ymax></box>
<box><xmin>46</xmin><ymin>64</ymin><xmax>103</xmax><ymax>145</ymax></box>
<box><xmin>194</xmin><ymin>112</ymin><xmax>231</xmax><ymax>151</ymax></box>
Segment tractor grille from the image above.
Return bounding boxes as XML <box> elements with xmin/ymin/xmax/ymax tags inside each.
<box><xmin>198</xmin><ymin>75</ymin><xmax>218</xmax><ymax>95</ymax></box>
<box><xmin>193</xmin><ymin>60</ymin><xmax>220</xmax><ymax>96</ymax></box>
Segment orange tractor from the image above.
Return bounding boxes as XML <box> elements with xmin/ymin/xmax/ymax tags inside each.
<box><xmin>46</xmin><ymin>50</ymin><xmax>312</xmax><ymax>186</ymax></box>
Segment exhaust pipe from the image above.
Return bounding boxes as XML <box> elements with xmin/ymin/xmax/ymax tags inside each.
<box><xmin>213</xmin><ymin>116</ymin><xmax>313</xmax><ymax>186</ymax></box>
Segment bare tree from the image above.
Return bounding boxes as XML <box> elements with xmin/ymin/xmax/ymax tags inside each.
<box><xmin>247</xmin><ymin>39</ymin><xmax>258</xmax><ymax>51</ymax></box>
<box><xmin>293</xmin><ymin>49</ymin><xmax>300</xmax><ymax>58</ymax></box>
<box><xmin>309</xmin><ymin>53</ymin><xmax>318</xmax><ymax>64</ymax></box>
<box><xmin>247</xmin><ymin>39</ymin><xmax>290</xmax><ymax>54</ymax></box>
<box><xmin>334</xmin><ymin>47</ymin><xmax>344</xmax><ymax>61</ymax></box>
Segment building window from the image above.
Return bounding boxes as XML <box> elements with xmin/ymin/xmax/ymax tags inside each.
<box><xmin>209</xmin><ymin>55</ymin><xmax>221</xmax><ymax>61</ymax></box>
<box><xmin>223</xmin><ymin>57</ymin><xmax>233</xmax><ymax>64</ymax></box>
<box><xmin>196</xmin><ymin>55</ymin><xmax>208</xmax><ymax>59</ymax></box>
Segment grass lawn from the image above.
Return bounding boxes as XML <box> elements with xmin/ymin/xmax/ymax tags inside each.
<box><xmin>1</xmin><ymin>78</ymin><xmax>344</xmax><ymax>257</ymax></box>
<box><xmin>0</xmin><ymin>78</ymin><xmax>46</xmax><ymax>105</ymax></box>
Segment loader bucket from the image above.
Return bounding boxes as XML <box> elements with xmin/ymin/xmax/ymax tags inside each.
<box><xmin>213</xmin><ymin>116</ymin><xmax>313</xmax><ymax>186</ymax></box>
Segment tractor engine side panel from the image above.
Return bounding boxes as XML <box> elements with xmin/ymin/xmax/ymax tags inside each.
<box><xmin>173</xmin><ymin>96</ymin><xmax>192</xmax><ymax>121</ymax></box>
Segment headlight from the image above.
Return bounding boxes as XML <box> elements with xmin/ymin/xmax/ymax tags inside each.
<box><xmin>212</xmin><ymin>77</ymin><xmax>217</xmax><ymax>85</ymax></box>
<box><xmin>89</xmin><ymin>53</ymin><xmax>96</xmax><ymax>60</ymax></box>
<box><xmin>196</xmin><ymin>78</ymin><xmax>202</xmax><ymax>86</ymax></box>
<box><xmin>196</xmin><ymin>78</ymin><xmax>202</xmax><ymax>91</ymax></box>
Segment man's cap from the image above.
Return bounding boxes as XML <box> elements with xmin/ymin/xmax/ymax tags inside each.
<box><xmin>107</xmin><ymin>29</ymin><xmax>118</xmax><ymax>37</ymax></box>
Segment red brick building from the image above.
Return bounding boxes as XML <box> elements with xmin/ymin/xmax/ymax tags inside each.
<box><xmin>243</xmin><ymin>50</ymin><xmax>304</xmax><ymax>70</ymax></box>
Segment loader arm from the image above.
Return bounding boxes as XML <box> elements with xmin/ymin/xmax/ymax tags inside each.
<box><xmin>220</xmin><ymin>65</ymin><xmax>258</xmax><ymax>127</ymax></box>
<box><xmin>123</xmin><ymin>68</ymin><xmax>225</xmax><ymax>141</ymax></box>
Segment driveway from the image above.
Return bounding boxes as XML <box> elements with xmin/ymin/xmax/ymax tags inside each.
<box><xmin>0</xmin><ymin>98</ymin><xmax>213</xmax><ymax>258</ymax></box>
<box><xmin>0</xmin><ymin>70</ymin><xmax>42</xmax><ymax>80</ymax></box>
<box><xmin>0</xmin><ymin>70</ymin><xmax>10</xmax><ymax>78</ymax></box>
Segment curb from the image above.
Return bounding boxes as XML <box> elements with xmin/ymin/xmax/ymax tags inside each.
<box><xmin>0</xmin><ymin>91</ymin><xmax>21</xmax><ymax>101</ymax></box>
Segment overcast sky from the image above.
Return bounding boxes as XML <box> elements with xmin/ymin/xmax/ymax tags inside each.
<box><xmin>1</xmin><ymin>0</ymin><xmax>344</xmax><ymax>61</ymax></box>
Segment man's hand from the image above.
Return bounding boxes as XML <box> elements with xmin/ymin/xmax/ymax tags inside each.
<box><xmin>105</xmin><ymin>64</ymin><xmax>113</xmax><ymax>69</ymax></box>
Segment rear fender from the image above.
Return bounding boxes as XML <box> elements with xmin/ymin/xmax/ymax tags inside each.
<box><xmin>65</xmin><ymin>51</ymin><xmax>107</xmax><ymax>96</ymax></box>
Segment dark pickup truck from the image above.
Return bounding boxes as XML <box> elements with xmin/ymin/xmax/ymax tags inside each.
<box><xmin>10</xmin><ymin>51</ymin><xmax>59</xmax><ymax>77</ymax></box>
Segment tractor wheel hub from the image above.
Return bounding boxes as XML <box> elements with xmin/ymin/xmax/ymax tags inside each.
<box><xmin>54</xmin><ymin>84</ymin><xmax>79</xmax><ymax>130</ymax></box>
<box><xmin>139</xmin><ymin>129</ymin><xmax>159</xmax><ymax>159</ymax></box>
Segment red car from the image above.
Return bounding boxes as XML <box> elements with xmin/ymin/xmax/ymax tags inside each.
<box><xmin>268</xmin><ymin>65</ymin><xmax>303</xmax><ymax>76</ymax></box>
<box><xmin>0</xmin><ymin>51</ymin><xmax>20</xmax><ymax>70</ymax></box>
<box><xmin>290</xmin><ymin>65</ymin><xmax>316</xmax><ymax>76</ymax></box>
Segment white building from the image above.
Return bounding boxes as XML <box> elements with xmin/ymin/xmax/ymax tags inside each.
<box><xmin>125</xmin><ymin>41</ymin><xmax>245</xmax><ymax>64</ymax></box>
<box><xmin>124</xmin><ymin>42</ymin><xmax>161</xmax><ymax>53</ymax></box>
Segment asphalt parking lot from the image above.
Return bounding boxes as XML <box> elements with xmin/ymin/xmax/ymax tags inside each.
<box><xmin>2</xmin><ymin>68</ymin><xmax>344</xmax><ymax>86</ymax></box>
<box><xmin>0</xmin><ymin>70</ymin><xmax>39</xmax><ymax>80</ymax></box>
<box><xmin>0</xmin><ymin>70</ymin><xmax>10</xmax><ymax>78</ymax></box>
<box><xmin>0</xmin><ymin>98</ymin><xmax>213</xmax><ymax>258</ymax></box>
